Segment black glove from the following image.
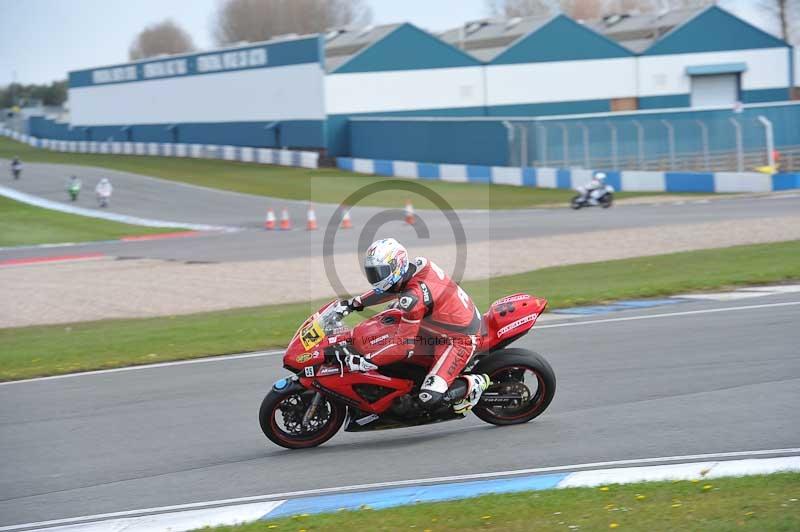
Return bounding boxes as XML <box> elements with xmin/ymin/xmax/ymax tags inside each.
<box><xmin>339</xmin><ymin>296</ymin><xmax>364</xmax><ymax>313</ymax></box>
<box><xmin>348</xmin><ymin>296</ymin><xmax>364</xmax><ymax>311</ymax></box>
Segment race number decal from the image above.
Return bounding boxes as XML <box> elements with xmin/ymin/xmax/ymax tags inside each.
<box><xmin>300</xmin><ymin>320</ymin><xmax>325</xmax><ymax>350</ymax></box>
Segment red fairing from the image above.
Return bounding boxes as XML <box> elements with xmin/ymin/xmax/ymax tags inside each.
<box><xmin>280</xmin><ymin>294</ymin><xmax>546</xmax><ymax>415</ymax></box>
<box><xmin>283</xmin><ymin>301</ymin><xmax>349</xmax><ymax>371</ymax></box>
<box><xmin>351</xmin><ymin>308</ymin><xmax>404</xmax><ymax>358</ymax></box>
<box><xmin>301</xmin><ymin>371</ymin><xmax>414</xmax><ymax>414</ymax></box>
<box><xmin>479</xmin><ymin>293</ymin><xmax>547</xmax><ymax>352</ymax></box>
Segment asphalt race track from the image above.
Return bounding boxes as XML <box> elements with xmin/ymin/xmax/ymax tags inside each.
<box><xmin>1</xmin><ymin>294</ymin><xmax>798</xmax><ymax>527</ymax></box>
<box><xmin>3</xmin><ymin>159</ymin><xmax>800</xmax><ymax>263</ymax></box>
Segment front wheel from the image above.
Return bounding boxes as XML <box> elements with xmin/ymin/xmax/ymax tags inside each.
<box><xmin>259</xmin><ymin>385</ymin><xmax>346</xmax><ymax>449</ymax></box>
<box><xmin>471</xmin><ymin>348</ymin><xmax>556</xmax><ymax>426</ymax></box>
<box><xmin>570</xmin><ymin>195</ymin><xmax>583</xmax><ymax>209</ymax></box>
<box><xmin>600</xmin><ymin>193</ymin><xmax>613</xmax><ymax>208</ymax></box>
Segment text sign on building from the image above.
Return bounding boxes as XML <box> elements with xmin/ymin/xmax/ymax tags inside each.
<box><xmin>70</xmin><ymin>36</ymin><xmax>321</xmax><ymax>88</ymax></box>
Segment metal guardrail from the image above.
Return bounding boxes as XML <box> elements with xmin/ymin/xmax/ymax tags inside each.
<box><xmin>510</xmin><ymin>114</ymin><xmax>799</xmax><ymax>173</ymax></box>
<box><xmin>538</xmin><ymin>146</ymin><xmax>800</xmax><ymax>173</ymax></box>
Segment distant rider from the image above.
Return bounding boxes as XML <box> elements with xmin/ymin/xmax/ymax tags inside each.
<box><xmin>95</xmin><ymin>178</ymin><xmax>112</xmax><ymax>207</ymax></box>
<box><xmin>338</xmin><ymin>238</ymin><xmax>490</xmax><ymax>415</ymax></box>
<box><xmin>578</xmin><ymin>171</ymin><xmax>607</xmax><ymax>204</ymax></box>
<box><xmin>10</xmin><ymin>156</ymin><xmax>22</xmax><ymax>180</ymax></box>
<box><xmin>67</xmin><ymin>175</ymin><xmax>82</xmax><ymax>202</ymax></box>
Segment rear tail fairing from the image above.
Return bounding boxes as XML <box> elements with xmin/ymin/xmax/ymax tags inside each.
<box><xmin>479</xmin><ymin>293</ymin><xmax>547</xmax><ymax>352</ymax></box>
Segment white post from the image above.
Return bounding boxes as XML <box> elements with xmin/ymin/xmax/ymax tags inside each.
<box><xmin>695</xmin><ymin>120</ymin><xmax>710</xmax><ymax>171</ymax></box>
<box><xmin>632</xmin><ymin>120</ymin><xmax>644</xmax><ymax>170</ymax></box>
<box><xmin>537</xmin><ymin>124</ymin><xmax>548</xmax><ymax>167</ymax></box>
<box><xmin>661</xmin><ymin>119</ymin><xmax>676</xmax><ymax>170</ymax></box>
<box><xmin>607</xmin><ymin>121</ymin><xmax>618</xmax><ymax>170</ymax></box>
<box><xmin>520</xmin><ymin>125</ymin><xmax>529</xmax><ymax>167</ymax></box>
<box><xmin>502</xmin><ymin>121</ymin><xmax>515</xmax><ymax>167</ymax></box>
<box><xmin>558</xmin><ymin>123</ymin><xmax>569</xmax><ymax>167</ymax></box>
<box><xmin>729</xmin><ymin>117</ymin><xmax>743</xmax><ymax>172</ymax></box>
<box><xmin>578</xmin><ymin>123</ymin><xmax>590</xmax><ymax>169</ymax></box>
<box><xmin>757</xmin><ymin>115</ymin><xmax>775</xmax><ymax>169</ymax></box>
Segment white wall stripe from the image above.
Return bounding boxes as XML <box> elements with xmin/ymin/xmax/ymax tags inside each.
<box><xmin>353</xmin><ymin>158</ymin><xmax>376</xmax><ymax>174</ymax></box>
<box><xmin>393</xmin><ymin>160</ymin><xmax>418</xmax><ymax>179</ymax></box>
<box><xmin>439</xmin><ymin>164</ymin><xmax>468</xmax><ymax>182</ymax></box>
<box><xmin>621</xmin><ymin>170</ymin><xmax>667</xmax><ymax>192</ymax></box>
<box><xmin>491</xmin><ymin>166</ymin><xmax>522</xmax><ymax>186</ymax></box>
<box><xmin>536</xmin><ymin>168</ymin><xmax>558</xmax><ymax>188</ymax></box>
<box><xmin>0</xmin><ymin>130</ymin><xmax>318</xmax><ymax>169</ymax></box>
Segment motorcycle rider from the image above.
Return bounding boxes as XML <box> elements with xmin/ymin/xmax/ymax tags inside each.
<box><xmin>95</xmin><ymin>178</ymin><xmax>112</xmax><ymax>207</ymax></box>
<box><xmin>578</xmin><ymin>171</ymin><xmax>607</xmax><ymax>204</ymax></box>
<box><xmin>338</xmin><ymin>238</ymin><xmax>490</xmax><ymax>415</ymax></box>
<box><xmin>10</xmin><ymin>156</ymin><xmax>22</xmax><ymax>180</ymax></box>
<box><xmin>67</xmin><ymin>175</ymin><xmax>82</xmax><ymax>201</ymax></box>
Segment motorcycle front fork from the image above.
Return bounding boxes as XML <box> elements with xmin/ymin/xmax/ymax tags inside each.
<box><xmin>301</xmin><ymin>392</ymin><xmax>323</xmax><ymax>429</ymax></box>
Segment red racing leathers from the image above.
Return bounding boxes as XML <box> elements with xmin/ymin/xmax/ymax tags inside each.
<box><xmin>354</xmin><ymin>257</ymin><xmax>482</xmax><ymax>403</ymax></box>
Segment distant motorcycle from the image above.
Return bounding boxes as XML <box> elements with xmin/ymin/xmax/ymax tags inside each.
<box><xmin>67</xmin><ymin>178</ymin><xmax>82</xmax><ymax>202</ymax></box>
<box><xmin>571</xmin><ymin>184</ymin><xmax>614</xmax><ymax>209</ymax></box>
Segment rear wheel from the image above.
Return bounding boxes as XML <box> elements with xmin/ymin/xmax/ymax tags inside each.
<box><xmin>471</xmin><ymin>348</ymin><xmax>556</xmax><ymax>425</ymax></box>
<box><xmin>259</xmin><ymin>387</ymin><xmax>346</xmax><ymax>449</ymax></box>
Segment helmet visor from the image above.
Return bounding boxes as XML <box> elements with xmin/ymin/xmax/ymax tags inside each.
<box><xmin>365</xmin><ymin>264</ymin><xmax>392</xmax><ymax>285</ymax></box>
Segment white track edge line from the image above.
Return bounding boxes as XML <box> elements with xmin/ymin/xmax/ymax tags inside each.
<box><xmin>535</xmin><ymin>300</ymin><xmax>800</xmax><ymax>329</ymax></box>
<box><xmin>0</xmin><ymin>350</ymin><xmax>284</xmax><ymax>386</ymax></box>
<box><xmin>2</xmin><ymin>448</ymin><xmax>798</xmax><ymax>531</ymax></box>
<box><xmin>3</xmin><ymin>300</ymin><xmax>797</xmax><ymax>386</ymax></box>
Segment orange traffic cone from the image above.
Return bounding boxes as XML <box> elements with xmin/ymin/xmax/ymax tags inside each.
<box><xmin>341</xmin><ymin>206</ymin><xmax>353</xmax><ymax>229</ymax></box>
<box><xmin>306</xmin><ymin>203</ymin><xmax>318</xmax><ymax>231</ymax></box>
<box><xmin>264</xmin><ymin>208</ymin><xmax>276</xmax><ymax>230</ymax></box>
<box><xmin>279</xmin><ymin>207</ymin><xmax>291</xmax><ymax>230</ymax></box>
<box><xmin>404</xmin><ymin>200</ymin><xmax>415</xmax><ymax>225</ymax></box>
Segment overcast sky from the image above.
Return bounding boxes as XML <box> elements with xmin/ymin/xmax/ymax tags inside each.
<box><xmin>0</xmin><ymin>0</ymin><xmax>783</xmax><ymax>86</ymax></box>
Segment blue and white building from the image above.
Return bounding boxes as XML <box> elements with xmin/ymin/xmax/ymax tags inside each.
<box><xmin>22</xmin><ymin>5</ymin><xmax>798</xmax><ymax>168</ymax></box>
<box><xmin>31</xmin><ymin>35</ymin><xmax>327</xmax><ymax>149</ymax></box>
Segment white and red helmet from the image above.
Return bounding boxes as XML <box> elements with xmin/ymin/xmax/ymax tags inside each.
<box><xmin>364</xmin><ymin>238</ymin><xmax>409</xmax><ymax>294</ymax></box>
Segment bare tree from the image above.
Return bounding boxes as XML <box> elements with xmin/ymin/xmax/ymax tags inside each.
<box><xmin>129</xmin><ymin>19</ymin><xmax>196</xmax><ymax>60</ymax></box>
<box><xmin>213</xmin><ymin>0</ymin><xmax>373</xmax><ymax>46</ymax></box>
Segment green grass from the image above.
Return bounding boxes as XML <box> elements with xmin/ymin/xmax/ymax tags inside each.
<box><xmin>0</xmin><ymin>136</ymin><xmax>660</xmax><ymax>210</ymax></box>
<box><xmin>207</xmin><ymin>473</ymin><xmax>800</xmax><ymax>531</ymax></box>
<box><xmin>0</xmin><ymin>195</ymin><xmax>177</xmax><ymax>246</ymax></box>
<box><xmin>1</xmin><ymin>240</ymin><xmax>798</xmax><ymax>382</ymax></box>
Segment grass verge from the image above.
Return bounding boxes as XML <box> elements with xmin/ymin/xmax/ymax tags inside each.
<box><xmin>1</xmin><ymin>240</ymin><xmax>798</xmax><ymax>381</ymax></box>
<box><xmin>1</xmin><ymin>136</ymin><xmax>660</xmax><ymax>210</ymax></box>
<box><xmin>0</xmin><ymin>195</ymin><xmax>177</xmax><ymax>246</ymax></box>
<box><xmin>209</xmin><ymin>473</ymin><xmax>800</xmax><ymax>531</ymax></box>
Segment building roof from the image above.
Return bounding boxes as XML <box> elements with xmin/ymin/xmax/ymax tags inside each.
<box><xmin>586</xmin><ymin>8</ymin><xmax>703</xmax><ymax>53</ymax></box>
<box><xmin>324</xmin><ymin>23</ymin><xmax>402</xmax><ymax>72</ymax></box>
<box><xmin>439</xmin><ymin>16</ymin><xmax>553</xmax><ymax>61</ymax></box>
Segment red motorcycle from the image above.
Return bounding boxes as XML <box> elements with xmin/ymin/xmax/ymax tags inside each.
<box><xmin>259</xmin><ymin>293</ymin><xmax>556</xmax><ymax>449</ymax></box>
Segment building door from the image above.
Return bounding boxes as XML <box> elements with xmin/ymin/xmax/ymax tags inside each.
<box><xmin>690</xmin><ymin>74</ymin><xmax>739</xmax><ymax>107</ymax></box>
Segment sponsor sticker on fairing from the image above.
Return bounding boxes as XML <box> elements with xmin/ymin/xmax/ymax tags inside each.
<box><xmin>369</xmin><ymin>334</ymin><xmax>390</xmax><ymax>345</ymax></box>
<box><xmin>497</xmin><ymin>313</ymin><xmax>538</xmax><ymax>337</ymax></box>
<box><xmin>497</xmin><ymin>294</ymin><xmax>531</xmax><ymax>304</ymax></box>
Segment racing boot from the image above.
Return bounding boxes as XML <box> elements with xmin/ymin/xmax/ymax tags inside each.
<box><xmin>451</xmin><ymin>374</ymin><xmax>491</xmax><ymax>414</ymax></box>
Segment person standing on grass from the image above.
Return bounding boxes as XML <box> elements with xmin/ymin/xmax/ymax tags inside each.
<box><xmin>10</xmin><ymin>156</ymin><xmax>22</xmax><ymax>180</ymax></box>
<box><xmin>95</xmin><ymin>178</ymin><xmax>112</xmax><ymax>208</ymax></box>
